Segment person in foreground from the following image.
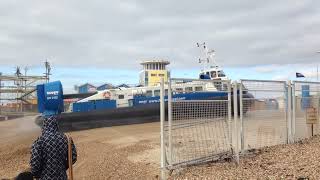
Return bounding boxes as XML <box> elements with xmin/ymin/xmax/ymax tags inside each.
<box><xmin>30</xmin><ymin>116</ymin><xmax>77</xmax><ymax>180</ymax></box>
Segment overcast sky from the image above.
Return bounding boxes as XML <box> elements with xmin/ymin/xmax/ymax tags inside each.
<box><xmin>1</xmin><ymin>1</ymin><xmax>320</xmax><ymax>92</ymax></box>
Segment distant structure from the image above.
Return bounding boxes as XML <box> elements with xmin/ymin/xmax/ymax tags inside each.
<box><xmin>75</xmin><ymin>60</ymin><xmax>170</xmax><ymax>93</ymax></box>
<box><xmin>78</xmin><ymin>83</ymin><xmax>97</xmax><ymax>94</ymax></box>
<box><xmin>77</xmin><ymin>83</ymin><xmax>128</xmax><ymax>93</ymax></box>
<box><xmin>97</xmin><ymin>83</ymin><xmax>115</xmax><ymax>91</ymax></box>
<box><xmin>0</xmin><ymin>62</ymin><xmax>49</xmax><ymax>114</ymax></box>
<box><xmin>116</xmin><ymin>84</ymin><xmax>130</xmax><ymax>88</ymax></box>
<box><xmin>76</xmin><ymin>82</ymin><xmax>134</xmax><ymax>94</ymax></box>
<box><xmin>139</xmin><ymin>60</ymin><xmax>170</xmax><ymax>87</ymax></box>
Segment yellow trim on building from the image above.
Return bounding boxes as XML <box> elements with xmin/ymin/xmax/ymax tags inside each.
<box><xmin>147</xmin><ymin>70</ymin><xmax>168</xmax><ymax>86</ymax></box>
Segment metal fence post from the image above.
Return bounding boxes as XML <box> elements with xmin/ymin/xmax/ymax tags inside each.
<box><xmin>287</xmin><ymin>81</ymin><xmax>293</xmax><ymax>143</ymax></box>
<box><xmin>160</xmin><ymin>77</ymin><xmax>166</xmax><ymax>180</ymax></box>
<box><xmin>228</xmin><ymin>81</ymin><xmax>232</xmax><ymax>149</ymax></box>
<box><xmin>232</xmin><ymin>81</ymin><xmax>239</xmax><ymax>164</ymax></box>
<box><xmin>292</xmin><ymin>82</ymin><xmax>296</xmax><ymax>142</ymax></box>
<box><xmin>239</xmin><ymin>81</ymin><xmax>244</xmax><ymax>151</ymax></box>
<box><xmin>168</xmin><ymin>79</ymin><xmax>172</xmax><ymax>167</ymax></box>
<box><xmin>316</xmin><ymin>88</ymin><xmax>320</xmax><ymax>134</ymax></box>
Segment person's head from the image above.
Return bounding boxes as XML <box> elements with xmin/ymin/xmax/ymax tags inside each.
<box><xmin>42</xmin><ymin>116</ymin><xmax>59</xmax><ymax>134</ymax></box>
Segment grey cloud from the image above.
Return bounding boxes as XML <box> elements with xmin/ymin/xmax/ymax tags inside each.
<box><xmin>0</xmin><ymin>0</ymin><xmax>319</xmax><ymax>69</ymax></box>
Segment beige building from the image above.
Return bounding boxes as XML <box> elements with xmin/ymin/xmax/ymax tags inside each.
<box><xmin>139</xmin><ymin>60</ymin><xmax>170</xmax><ymax>87</ymax></box>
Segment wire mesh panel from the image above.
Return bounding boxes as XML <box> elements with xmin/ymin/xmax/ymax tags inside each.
<box><xmin>293</xmin><ymin>81</ymin><xmax>320</xmax><ymax>141</ymax></box>
<box><xmin>165</xmin><ymin>79</ymin><xmax>232</xmax><ymax>168</ymax></box>
<box><xmin>240</xmin><ymin>80</ymin><xmax>288</xmax><ymax>150</ymax></box>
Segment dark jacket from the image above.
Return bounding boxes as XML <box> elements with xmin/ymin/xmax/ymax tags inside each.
<box><xmin>30</xmin><ymin>116</ymin><xmax>77</xmax><ymax>180</ymax></box>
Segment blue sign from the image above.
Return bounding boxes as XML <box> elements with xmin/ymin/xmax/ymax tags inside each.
<box><xmin>37</xmin><ymin>81</ymin><xmax>64</xmax><ymax>116</ymax></box>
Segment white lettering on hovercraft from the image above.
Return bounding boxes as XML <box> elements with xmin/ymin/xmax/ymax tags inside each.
<box><xmin>47</xmin><ymin>91</ymin><xmax>59</xmax><ymax>95</ymax></box>
<box><xmin>46</xmin><ymin>91</ymin><xmax>59</xmax><ymax>100</ymax></box>
<box><xmin>138</xmin><ymin>97</ymin><xmax>186</xmax><ymax>104</ymax></box>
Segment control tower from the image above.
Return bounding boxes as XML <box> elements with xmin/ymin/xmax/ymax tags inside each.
<box><xmin>139</xmin><ymin>60</ymin><xmax>170</xmax><ymax>86</ymax></box>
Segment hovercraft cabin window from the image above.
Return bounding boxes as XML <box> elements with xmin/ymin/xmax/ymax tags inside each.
<box><xmin>175</xmin><ymin>88</ymin><xmax>183</xmax><ymax>93</ymax></box>
<box><xmin>154</xmin><ymin>90</ymin><xmax>160</xmax><ymax>96</ymax></box>
<box><xmin>195</xmin><ymin>86</ymin><xmax>203</xmax><ymax>91</ymax></box>
<box><xmin>185</xmin><ymin>87</ymin><xmax>193</xmax><ymax>92</ymax></box>
<box><xmin>218</xmin><ymin>71</ymin><xmax>226</xmax><ymax>77</ymax></box>
<box><xmin>146</xmin><ymin>90</ymin><xmax>153</xmax><ymax>97</ymax></box>
<box><xmin>210</xmin><ymin>71</ymin><xmax>217</xmax><ymax>78</ymax></box>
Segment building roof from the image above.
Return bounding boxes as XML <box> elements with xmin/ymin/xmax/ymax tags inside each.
<box><xmin>140</xmin><ymin>60</ymin><xmax>170</xmax><ymax>65</ymax></box>
<box><xmin>116</xmin><ymin>83</ymin><xmax>130</xmax><ymax>88</ymax></box>
<box><xmin>78</xmin><ymin>83</ymin><xmax>96</xmax><ymax>88</ymax></box>
<box><xmin>97</xmin><ymin>83</ymin><xmax>114</xmax><ymax>89</ymax></box>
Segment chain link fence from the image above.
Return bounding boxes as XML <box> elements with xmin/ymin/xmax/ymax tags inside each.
<box><xmin>160</xmin><ymin>79</ymin><xmax>320</xmax><ymax>178</ymax></box>
<box><xmin>239</xmin><ymin>80</ymin><xmax>288</xmax><ymax>151</ymax></box>
<box><xmin>163</xmin><ymin>79</ymin><xmax>233</xmax><ymax>169</ymax></box>
<box><xmin>292</xmin><ymin>81</ymin><xmax>320</xmax><ymax>141</ymax></box>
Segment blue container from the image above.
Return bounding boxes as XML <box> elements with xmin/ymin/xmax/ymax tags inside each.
<box><xmin>95</xmin><ymin>100</ymin><xmax>116</xmax><ymax>110</ymax></box>
<box><xmin>37</xmin><ymin>81</ymin><xmax>64</xmax><ymax>116</ymax></box>
<box><xmin>73</xmin><ymin>102</ymin><xmax>81</xmax><ymax>112</ymax></box>
<box><xmin>73</xmin><ymin>101</ymin><xmax>95</xmax><ymax>112</ymax></box>
<box><xmin>37</xmin><ymin>84</ymin><xmax>45</xmax><ymax>113</ymax></box>
<box><xmin>301</xmin><ymin>85</ymin><xmax>310</xmax><ymax>110</ymax></box>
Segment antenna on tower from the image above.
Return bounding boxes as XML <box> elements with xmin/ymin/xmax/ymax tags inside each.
<box><xmin>196</xmin><ymin>42</ymin><xmax>216</xmax><ymax>70</ymax></box>
<box><xmin>44</xmin><ymin>60</ymin><xmax>51</xmax><ymax>83</ymax></box>
<box><xmin>15</xmin><ymin>66</ymin><xmax>22</xmax><ymax>77</ymax></box>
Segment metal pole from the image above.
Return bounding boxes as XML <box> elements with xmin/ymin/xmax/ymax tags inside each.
<box><xmin>317</xmin><ymin>51</ymin><xmax>319</xmax><ymax>81</ymax></box>
<box><xmin>317</xmin><ymin>65</ymin><xmax>319</xmax><ymax>81</ymax></box>
<box><xmin>287</xmin><ymin>81</ymin><xmax>293</xmax><ymax>143</ymax></box>
<box><xmin>232</xmin><ymin>81</ymin><xmax>239</xmax><ymax>164</ymax></box>
<box><xmin>44</xmin><ymin>60</ymin><xmax>51</xmax><ymax>83</ymax></box>
<box><xmin>160</xmin><ymin>77</ymin><xmax>166</xmax><ymax>180</ymax></box>
<box><xmin>16</xmin><ymin>81</ymin><xmax>19</xmax><ymax>112</ymax></box>
<box><xmin>317</xmin><ymin>94</ymin><xmax>320</xmax><ymax>138</ymax></box>
<box><xmin>168</xmin><ymin>78</ymin><xmax>172</xmax><ymax>167</ymax></box>
<box><xmin>292</xmin><ymin>82</ymin><xmax>296</xmax><ymax>143</ymax></box>
<box><xmin>23</xmin><ymin>67</ymin><xmax>28</xmax><ymax>112</ymax></box>
<box><xmin>228</xmin><ymin>81</ymin><xmax>232</xmax><ymax>148</ymax></box>
<box><xmin>0</xmin><ymin>72</ymin><xmax>2</xmax><ymax>115</ymax></box>
<box><xmin>239</xmin><ymin>81</ymin><xmax>244</xmax><ymax>150</ymax></box>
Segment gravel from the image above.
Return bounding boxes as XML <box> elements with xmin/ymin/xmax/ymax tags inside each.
<box><xmin>170</xmin><ymin>135</ymin><xmax>320</xmax><ymax>180</ymax></box>
<box><xmin>2</xmin><ymin>117</ymin><xmax>320</xmax><ymax>179</ymax></box>
<box><xmin>0</xmin><ymin>118</ymin><xmax>160</xmax><ymax>179</ymax></box>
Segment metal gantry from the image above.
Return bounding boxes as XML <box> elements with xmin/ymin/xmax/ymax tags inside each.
<box><xmin>0</xmin><ymin>62</ymin><xmax>50</xmax><ymax>114</ymax></box>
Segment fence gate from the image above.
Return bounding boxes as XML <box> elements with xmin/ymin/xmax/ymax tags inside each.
<box><xmin>163</xmin><ymin>78</ymin><xmax>233</xmax><ymax>169</ymax></box>
<box><xmin>239</xmin><ymin>80</ymin><xmax>289</xmax><ymax>151</ymax></box>
<box><xmin>292</xmin><ymin>81</ymin><xmax>320</xmax><ymax>141</ymax></box>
